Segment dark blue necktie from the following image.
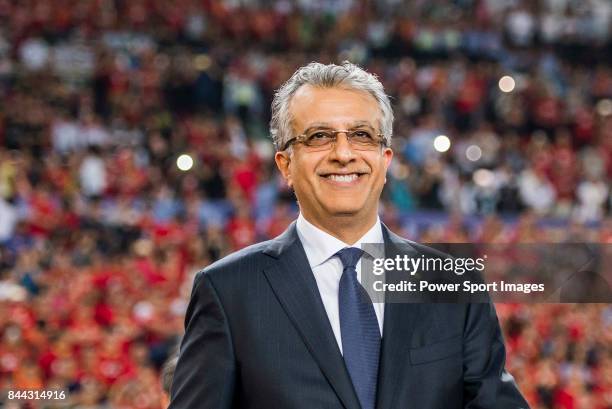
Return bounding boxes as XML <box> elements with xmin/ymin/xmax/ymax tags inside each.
<box><xmin>337</xmin><ymin>247</ymin><xmax>380</xmax><ymax>409</ymax></box>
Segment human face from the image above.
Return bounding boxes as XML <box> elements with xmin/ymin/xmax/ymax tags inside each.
<box><xmin>275</xmin><ymin>85</ymin><xmax>393</xmax><ymax>230</ymax></box>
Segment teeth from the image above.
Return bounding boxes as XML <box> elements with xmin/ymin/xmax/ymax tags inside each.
<box><xmin>328</xmin><ymin>174</ymin><xmax>358</xmax><ymax>182</ymax></box>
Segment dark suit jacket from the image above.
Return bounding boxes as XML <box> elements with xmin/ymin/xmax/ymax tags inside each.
<box><xmin>169</xmin><ymin>222</ymin><xmax>530</xmax><ymax>409</ymax></box>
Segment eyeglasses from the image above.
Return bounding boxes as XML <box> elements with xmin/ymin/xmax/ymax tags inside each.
<box><xmin>281</xmin><ymin>128</ymin><xmax>387</xmax><ymax>151</ymax></box>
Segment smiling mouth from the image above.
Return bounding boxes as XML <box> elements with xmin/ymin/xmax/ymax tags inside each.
<box><xmin>320</xmin><ymin>173</ymin><xmax>366</xmax><ymax>183</ymax></box>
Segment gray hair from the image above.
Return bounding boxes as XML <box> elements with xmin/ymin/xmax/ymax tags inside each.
<box><xmin>270</xmin><ymin>61</ymin><xmax>394</xmax><ymax>151</ymax></box>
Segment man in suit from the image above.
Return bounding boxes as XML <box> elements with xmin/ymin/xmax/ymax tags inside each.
<box><xmin>169</xmin><ymin>62</ymin><xmax>529</xmax><ymax>409</ymax></box>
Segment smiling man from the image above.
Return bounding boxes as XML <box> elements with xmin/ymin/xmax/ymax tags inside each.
<box><xmin>169</xmin><ymin>62</ymin><xmax>529</xmax><ymax>409</ymax></box>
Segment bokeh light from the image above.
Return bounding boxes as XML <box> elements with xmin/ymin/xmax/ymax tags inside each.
<box><xmin>498</xmin><ymin>75</ymin><xmax>516</xmax><ymax>93</ymax></box>
<box><xmin>466</xmin><ymin>145</ymin><xmax>482</xmax><ymax>162</ymax></box>
<box><xmin>176</xmin><ymin>154</ymin><xmax>194</xmax><ymax>171</ymax></box>
<box><xmin>473</xmin><ymin>168</ymin><xmax>494</xmax><ymax>187</ymax></box>
<box><xmin>596</xmin><ymin>99</ymin><xmax>612</xmax><ymax>116</ymax></box>
<box><xmin>433</xmin><ymin>135</ymin><xmax>451</xmax><ymax>153</ymax></box>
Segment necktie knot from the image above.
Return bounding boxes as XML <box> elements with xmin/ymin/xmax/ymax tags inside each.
<box><xmin>336</xmin><ymin>247</ymin><xmax>364</xmax><ymax>270</ymax></box>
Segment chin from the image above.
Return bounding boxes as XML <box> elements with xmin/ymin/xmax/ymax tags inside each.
<box><xmin>324</xmin><ymin>202</ymin><xmax>367</xmax><ymax>217</ymax></box>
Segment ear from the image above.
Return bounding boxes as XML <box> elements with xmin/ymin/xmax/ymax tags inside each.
<box><xmin>383</xmin><ymin>147</ymin><xmax>393</xmax><ymax>183</ymax></box>
<box><xmin>274</xmin><ymin>151</ymin><xmax>293</xmax><ymax>188</ymax></box>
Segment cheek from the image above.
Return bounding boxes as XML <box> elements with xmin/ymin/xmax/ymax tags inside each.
<box><xmin>373</xmin><ymin>163</ymin><xmax>390</xmax><ymax>189</ymax></box>
<box><xmin>290</xmin><ymin>157</ymin><xmax>320</xmax><ymax>188</ymax></box>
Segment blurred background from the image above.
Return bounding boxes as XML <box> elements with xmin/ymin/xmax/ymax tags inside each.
<box><xmin>0</xmin><ymin>0</ymin><xmax>611</xmax><ymax>408</ymax></box>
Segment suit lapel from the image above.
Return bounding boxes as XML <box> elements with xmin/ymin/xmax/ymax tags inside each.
<box><xmin>263</xmin><ymin>223</ymin><xmax>361</xmax><ymax>409</ymax></box>
<box><xmin>375</xmin><ymin>226</ymin><xmax>422</xmax><ymax>409</ymax></box>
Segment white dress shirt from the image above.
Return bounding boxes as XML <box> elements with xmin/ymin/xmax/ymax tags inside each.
<box><xmin>296</xmin><ymin>214</ymin><xmax>385</xmax><ymax>354</ymax></box>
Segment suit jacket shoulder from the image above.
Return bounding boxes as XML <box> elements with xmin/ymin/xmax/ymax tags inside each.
<box><xmin>196</xmin><ymin>240</ymin><xmax>271</xmax><ymax>281</ymax></box>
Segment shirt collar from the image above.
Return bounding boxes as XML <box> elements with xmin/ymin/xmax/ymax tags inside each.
<box><xmin>296</xmin><ymin>213</ymin><xmax>384</xmax><ymax>269</ymax></box>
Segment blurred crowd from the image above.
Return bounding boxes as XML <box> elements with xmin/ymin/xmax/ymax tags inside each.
<box><xmin>0</xmin><ymin>0</ymin><xmax>611</xmax><ymax>408</ymax></box>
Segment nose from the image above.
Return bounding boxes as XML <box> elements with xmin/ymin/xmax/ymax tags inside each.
<box><xmin>328</xmin><ymin>132</ymin><xmax>356</xmax><ymax>164</ymax></box>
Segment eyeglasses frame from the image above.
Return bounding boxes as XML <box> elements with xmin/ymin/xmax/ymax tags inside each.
<box><xmin>280</xmin><ymin>128</ymin><xmax>388</xmax><ymax>151</ymax></box>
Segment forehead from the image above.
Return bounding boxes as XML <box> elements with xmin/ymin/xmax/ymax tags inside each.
<box><xmin>289</xmin><ymin>85</ymin><xmax>381</xmax><ymax>131</ymax></box>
